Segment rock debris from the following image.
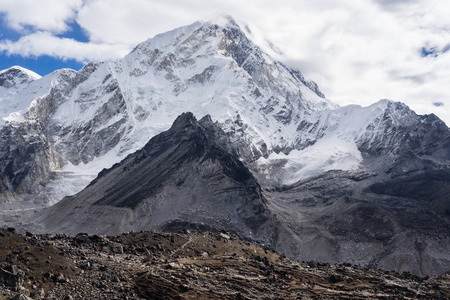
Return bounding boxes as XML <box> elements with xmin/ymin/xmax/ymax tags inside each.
<box><xmin>1</xmin><ymin>228</ymin><xmax>449</xmax><ymax>299</ymax></box>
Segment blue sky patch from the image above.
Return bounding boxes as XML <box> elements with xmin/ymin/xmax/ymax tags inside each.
<box><xmin>0</xmin><ymin>16</ymin><xmax>87</xmax><ymax>75</ymax></box>
<box><xmin>421</xmin><ymin>46</ymin><xmax>438</xmax><ymax>57</ymax></box>
<box><xmin>433</xmin><ymin>102</ymin><xmax>444</xmax><ymax>107</ymax></box>
<box><xmin>0</xmin><ymin>13</ymin><xmax>22</xmax><ymax>41</ymax></box>
<box><xmin>421</xmin><ymin>44</ymin><xmax>450</xmax><ymax>58</ymax></box>
<box><xmin>57</xmin><ymin>21</ymin><xmax>90</xmax><ymax>43</ymax></box>
<box><xmin>0</xmin><ymin>54</ymin><xmax>84</xmax><ymax>76</ymax></box>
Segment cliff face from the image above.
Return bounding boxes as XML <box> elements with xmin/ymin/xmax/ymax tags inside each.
<box><xmin>265</xmin><ymin>168</ymin><xmax>450</xmax><ymax>277</ymax></box>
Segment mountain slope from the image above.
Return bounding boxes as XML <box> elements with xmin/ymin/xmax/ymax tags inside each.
<box><xmin>0</xmin><ymin>66</ymin><xmax>75</xmax><ymax>126</ymax></box>
<box><xmin>265</xmin><ymin>168</ymin><xmax>450</xmax><ymax>276</ymax></box>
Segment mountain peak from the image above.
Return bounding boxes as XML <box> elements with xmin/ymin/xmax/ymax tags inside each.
<box><xmin>125</xmin><ymin>16</ymin><xmax>333</xmax><ymax>110</ymax></box>
<box><xmin>0</xmin><ymin>66</ymin><xmax>41</xmax><ymax>81</ymax></box>
<box><xmin>0</xmin><ymin>66</ymin><xmax>41</xmax><ymax>90</ymax></box>
<box><xmin>129</xmin><ymin>16</ymin><xmax>242</xmax><ymax>57</ymax></box>
<box><xmin>171</xmin><ymin>111</ymin><xmax>197</xmax><ymax>127</ymax></box>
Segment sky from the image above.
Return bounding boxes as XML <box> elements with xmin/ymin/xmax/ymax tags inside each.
<box><xmin>0</xmin><ymin>0</ymin><xmax>449</xmax><ymax>125</ymax></box>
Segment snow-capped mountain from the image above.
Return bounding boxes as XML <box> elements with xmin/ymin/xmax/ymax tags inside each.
<box><xmin>0</xmin><ymin>17</ymin><xmax>338</xmax><ymax>207</ymax></box>
<box><xmin>0</xmin><ymin>16</ymin><xmax>448</xmax><ymax>204</ymax></box>
<box><xmin>47</xmin><ymin>16</ymin><xmax>335</xmax><ymax>165</ymax></box>
<box><xmin>2</xmin><ymin>17</ymin><xmax>447</xmax><ymax>208</ymax></box>
<box><xmin>0</xmin><ymin>16</ymin><xmax>449</xmax><ymax>276</ymax></box>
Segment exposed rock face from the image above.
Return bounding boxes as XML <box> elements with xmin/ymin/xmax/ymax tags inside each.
<box><xmin>0</xmin><ymin>121</ymin><xmax>55</xmax><ymax>205</ymax></box>
<box><xmin>38</xmin><ymin>113</ymin><xmax>278</xmax><ymax>245</ymax></box>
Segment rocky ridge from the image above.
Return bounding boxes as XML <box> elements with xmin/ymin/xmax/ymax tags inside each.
<box><xmin>1</xmin><ymin>228</ymin><xmax>449</xmax><ymax>300</ymax></box>
<box><xmin>35</xmin><ymin>112</ymin><xmax>278</xmax><ymax>243</ymax></box>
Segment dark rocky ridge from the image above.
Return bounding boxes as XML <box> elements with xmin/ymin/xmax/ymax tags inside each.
<box><xmin>37</xmin><ymin>113</ymin><xmax>279</xmax><ymax>244</ymax></box>
<box><xmin>91</xmin><ymin>113</ymin><xmax>257</xmax><ymax>209</ymax></box>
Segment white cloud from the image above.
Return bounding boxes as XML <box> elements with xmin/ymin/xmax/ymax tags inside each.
<box><xmin>76</xmin><ymin>0</ymin><xmax>254</xmax><ymax>45</ymax></box>
<box><xmin>0</xmin><ymin>0</ymin><xmax>449</xmax><ymax>125</ymax></box>
<box><xmin>0</xmin><ymin>0</ymin><xmax>82</xmax><ymax>33</ymax></box>
<box><xmin>0</xmin><ymin>31</ymin><xmax>128</xmax><ymax>62</ymax></box>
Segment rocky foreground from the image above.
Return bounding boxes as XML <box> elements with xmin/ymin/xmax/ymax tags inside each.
<box><xmin>0</xmin><ymin>228</ymin><xmax>449</xmax><ymax>300</ymax></box>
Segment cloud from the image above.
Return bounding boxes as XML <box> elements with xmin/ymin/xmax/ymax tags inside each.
<box><xmin>76</xmin><ymin>0</ymin><xmax>258</xmax><ymax>45</ymax></box>
<box><xmin>0</xmin><ymin>31</ymin><xmax>128</xmax><ymax>62</ymax></box>
<box><xmin>0</xmin><ymin>0</ymin><xmax>449</xmax><ymax>125</ymax></box>
<box><xmin>373</xmin><ymin>0</ymin><xmax>417</xmax><ymax>10</ymax></box>
<box><xmin>0</xmin><ymin>0</ymin><xmax>82</xmax><ymax>33</ymax></box>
